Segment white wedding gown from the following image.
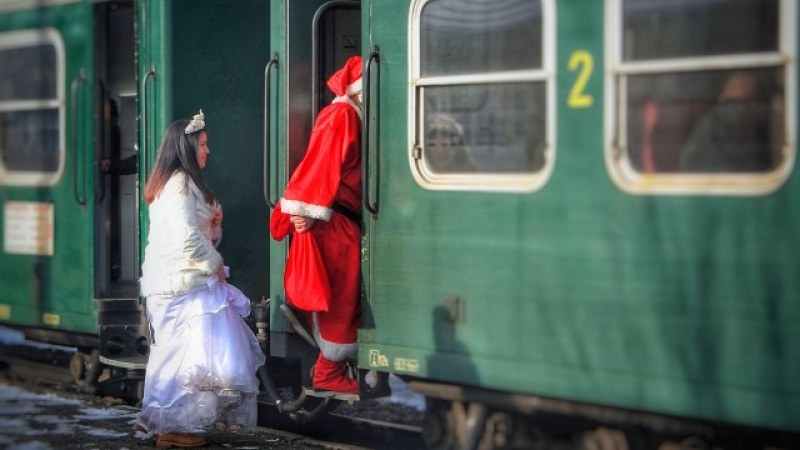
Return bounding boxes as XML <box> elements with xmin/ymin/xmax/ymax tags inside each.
<box><xmin>135</xmin><ymin>273</ymin><xmax>265</xmax><ymax>434</ymax></box>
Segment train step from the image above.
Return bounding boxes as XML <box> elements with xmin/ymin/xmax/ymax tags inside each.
<box><xmin>99</xmin><ymin>354</ymin><xmax>147</xmax><ymax>370</ymax></box>
<box><xmin>96</xmin><ymin>297</ymin><xmax>141</xmax><ymax>313</ymax></box>
<box><xmin>303</xmin><ymin>387</ymin><xmax>359</xmax><ymax>403</ymax></box>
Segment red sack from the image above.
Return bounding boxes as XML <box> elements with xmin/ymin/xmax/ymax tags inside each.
<box><xmin>284</xmin><ymin>231</ymin><xmax>330</xmax><ymax>312</ymax></box>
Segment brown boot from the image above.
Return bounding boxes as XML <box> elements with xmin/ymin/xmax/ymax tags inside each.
<box><xmin>156</xmin><ymin>433</ymin><xmax>207</xmax><ymax>448</ymax></box>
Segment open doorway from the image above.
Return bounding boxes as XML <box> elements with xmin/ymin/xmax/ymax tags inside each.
<box><xmin>287</xmin><ymin>1</ymin><xmax>360</xmax><ymax>175</ymax></box>
<box><xmin>94</xmin><ymin>1</ymin><xmax>138</xmax><ymax>300</ymax></box>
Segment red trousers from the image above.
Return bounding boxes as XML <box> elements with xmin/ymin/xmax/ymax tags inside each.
<box><xmin>306</xmin><ymin>213</ymin><xmax>360</xmax><ymax>360</ymax></box>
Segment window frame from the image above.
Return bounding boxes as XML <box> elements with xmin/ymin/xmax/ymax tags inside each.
<box><xmin>604</xmin><ymin>0</ymin><xmax>797</xmax><ymax>196</ymax></box>
<box><xmin>408</xmin><ymin>0</ymin><xmax>557</xmax><ymax>192</ymax></box>
<box><xmin>0</xmin><ymin>28</ymin><xmax>66</xmax><ymax>187</ymax></box>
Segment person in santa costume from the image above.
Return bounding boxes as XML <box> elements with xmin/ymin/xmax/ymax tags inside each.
<box><xmin>270</xmin><ymin>55</ymin><xmax>363</xmax><ymax>393</ymax></box>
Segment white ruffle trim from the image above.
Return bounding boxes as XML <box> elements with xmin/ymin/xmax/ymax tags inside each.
<box><xmin>136</xmin><ymin>275</ymin><xmax>265</xmax><ymax>434</ymax></box>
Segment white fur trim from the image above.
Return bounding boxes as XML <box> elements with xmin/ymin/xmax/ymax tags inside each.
<box><xmin>140</xmin><ymin>173</ymin><xmax>223</xmax><ymax>296</ymax></box>
<box><xmin>280</xmin><ymin>198</ymin><xmax>332</xmax><ymax>221</ymax></box>
<box><xmin>346</xmin><ymin>77</ymin><xmax>362</xmax><ymax>96</ymax></box>
<box><xmin>332</xmin><ymin>95</ymin><xmax>362</xmax><ymax>122</ymax></box>
<box><xmin>312</xmin><ymin>313</ymin><xmax>357</xmax><ymax>362</ymax></box>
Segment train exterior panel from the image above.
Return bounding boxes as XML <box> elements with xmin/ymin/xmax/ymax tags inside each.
<box><xmin>0</xmin><ymin>2</ymin><xmax>97</xmax><ymax>335</ymax></box>
<box><xmin>356</xmin><ymin>0</ymin><xmax>799</xmax><ymax>436</ymax></box>
<box><xmin>146</xmin><ymin>0</ymin><xmax>272</xmax><ymax>306</ymax></box>
<box><xmin>1</xmin><ymin>0</ymin><xmax>798</xmax><ymax>447</ymax></box>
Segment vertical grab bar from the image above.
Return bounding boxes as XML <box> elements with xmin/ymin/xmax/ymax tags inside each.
<box><xmin>264</xmin><ymin>54</ymin><xmax>279</xmax><ymax>208</ymax></box>
<box><xmin>140</xmin><ymin>65</ymin><xmax>156</xmax><ymax>183</ymax></box>
<box><xmin>71</xmin><ymin>69</ymin><xmax>87</xmax><ymax>205</ymax></box>
<box><xmin>362</xmin><ymin>47</ymin><xmax>380</xmax><ymax>215</ymax></box>
<box><xmin>96</xmin><ymin>81</ymin><xmax>107</xmax><ymax>204</ymax></box>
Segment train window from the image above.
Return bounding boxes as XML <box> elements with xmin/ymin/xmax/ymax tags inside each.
<box><xmin>409</xmin><ymin>0</ymin><xmax>555</xmax><ymax>191</ymax></box>
<box><xmin>0</xmin><ymin>29</ymin><xmax>64</xmax><ymax>186</ymax></box>
<box><xmin>606</xmin><ymin>0</ymin><xmax>795</xmax><ymax>195</ymax></box>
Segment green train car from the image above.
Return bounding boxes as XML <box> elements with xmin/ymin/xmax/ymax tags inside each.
<box><xmin>0</xmin><ymin>0</ymin><xmax>146</xmax><ymax>395</ymax></box>
<box><xmin>1</xmin><ymin>0</ymin><xmax>798</xmax><ymax>448</ymax></box>
<box><xmin>270</xmin><ymin>0</ymin><xmax>799</xmax><ymax>447</ymax></box>
<box><xmin>0</xmin><ymin>0</ymin><xmax>273</xmax><ymax>399</ymax></box>
<box><xmin>347</xmin><ymin>0</ymin><xmax>799</xmax><ymax>448</ymax></box>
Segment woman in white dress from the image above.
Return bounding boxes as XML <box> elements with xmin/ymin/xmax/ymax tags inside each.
<box><xmin>135</xmin><ymin>110</ymin><xmax>265</xmax><ymax>448</ymax></box>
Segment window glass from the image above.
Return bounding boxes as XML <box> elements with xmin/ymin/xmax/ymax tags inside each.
<box><xmin>626</xmin><ymin>68</ymin><xmax>783</xmax><ymax>173</ymax></box>
<box><xmin>0</xmin><ymin>45</ymin><xmax>57</xmax><ymax>101</ymax></box>
<box><xmin>420</xmin><ymin>0</ymin><xmax>541</xmax><ymax>77</ymax></box>
<box><xmin>423</xmin><ymin>83</ymin><xmax>546</xmax><ymax>173</ymax></box>
<box><xmin>414</xmin><ymin>0</ymin><xmax>551</xmax><ymax>186</ymax></box>
<box><xmin>623</xmin><ymin>0</ymin><xmax>778</xmax><ymax>61</ymax></box>
<box><xmin>1</xmin><ymin>109</ymin><xmax>60</xmax><ymax>172</ymax></box>
<box><xmin>612</xmin><ymin>0</ymin><xmax>789</xmax><ymax>187</ymax></box>
<box><xmin>0</xmin><ymin>34</ymin><xmax>61</xmax><ymax>179</ymax></box>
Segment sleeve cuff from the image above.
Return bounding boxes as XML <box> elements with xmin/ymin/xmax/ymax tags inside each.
<box><xmin>280</xmin><ymin>198</ymin><xmax>332</xmax><ymax>221</ymax></box>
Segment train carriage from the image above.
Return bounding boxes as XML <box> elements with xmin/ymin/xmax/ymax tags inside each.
<box><xmin>0</xmin><ymin>0</ymin><xmax>145</xmax><ymax>395</ymax></box>
<box><xmin>0</xmin><ymin>0</ymin><xmax>274</xmax><ymax>398</ymax></box>
<box><xmin>0</xmin><ymin>0</ymin><xmax>798</xmax><ymax>448</ymax></box>
<box><xmin>343</xmin><ymin>0</ymin><xmax>799</xmax><ymax>447</ymax></box>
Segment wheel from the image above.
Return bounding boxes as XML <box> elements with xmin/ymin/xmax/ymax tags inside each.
<box><xmin>422</xmin><ymin>398</ymin><xmax>457</xmax><ymax>450</ymax></box>
<box><xmin>579</xmin><ymin>427</ymin><xmax>628</xmax><ymax>450</ymax></box>
<box><xmin>70</xmin><ymin>349</ymin><xmax>102</xmax><ymax>393</ymax></box>
<box><xmin>83</xmin><ymin>349</ymin><xmax>102</xmax><ymax>385</ymax></box>
<box><xmin>69</xmin><ymin>352</ymin><xmax>86</xmax><ymax>383</ymax></box>
<box><xmin>478</xmin><ymin>411</ymin><xmax>515</xmax><ymax>450</ymax></box>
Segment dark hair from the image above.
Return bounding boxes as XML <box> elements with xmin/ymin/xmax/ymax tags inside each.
<box><xmin>143</xmin><ymin>119</ymin><xmax>215</xmax><ymax>205</ymax></box>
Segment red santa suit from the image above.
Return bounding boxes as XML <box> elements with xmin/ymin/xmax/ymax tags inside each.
<box><xmin>270</xmin><ymin>56</ymin><xmax>362</xmax><ymax>393</ymax></box>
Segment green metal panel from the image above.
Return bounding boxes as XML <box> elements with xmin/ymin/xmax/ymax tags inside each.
<box><xmin>361</xmin><ymin>0</ymin><xmax>800</xmax><ymax>433</ymax></box>
<box><xmin>0</xmin><ymin>2</ymin><xmax>96</xmax><ymax>333</ymax></box>
<box><xmin>268</xmin><ymin>0</ymin><xmax>289</xmax><ymax>334</ymax></box>
<box><xmin>169</xmin><ymin>0</ymin><xmax>271</xmax><ymax>304</ymax></box>
<box><xmin>136</xmin><ymin>0</ymin><xmax>172</xmax><ymax>253</ymax></box>
<box><xmin>268</xmin><ymin>0</ymin><xmax>337</xmax><ymax>334</ymax></box>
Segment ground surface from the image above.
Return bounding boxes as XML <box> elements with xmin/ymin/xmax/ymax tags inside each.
<box><xmin>0</xmin><ymin>376</ymin><xmax>342</xmax><ymax>450</ymax></box>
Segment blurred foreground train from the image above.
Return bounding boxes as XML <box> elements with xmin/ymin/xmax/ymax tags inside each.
<box><xmin>0</xmin><ymin>0</ymin><xmax>797</xmax><ymax>449</ymax></box>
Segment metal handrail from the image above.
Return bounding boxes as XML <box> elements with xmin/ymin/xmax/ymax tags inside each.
<box><xmin>140</xmin><ymin>65</ymin><xmax>156</xmax><ymax>183</ymax></box>
<box><xmin>363</xmin><ymin>46</ymin><xmax>380</xmax><ymax>215</ymax></box>
<box><xmin>70</xmin><ymin>68</ymin><xmax>87</xmax><ymax>205</ymax></box>
<box><xmin>264</xmin><ymin>54</ymin><xmax>279</xmax><ymax>208</ymax></box>
<box><xmin>96</xmin><ymin>81</ymin><xmax>107</xmax><ymax>204</ymax></box>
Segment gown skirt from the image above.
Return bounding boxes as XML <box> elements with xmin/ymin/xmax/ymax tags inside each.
<box><xmin>135</xmin><ymin>274</ymin><xmax>266</xmax><ymax>434</ymax></box>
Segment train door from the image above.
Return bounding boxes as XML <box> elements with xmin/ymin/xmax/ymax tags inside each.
<box><xmin>94</xmin><ymin>2</ymin><xmax>137</xmax><ymax>301</ymax></box>
<box><xmin>0</xmin><ymin>3</ymin><xmax>97</xmax><ymax>339</ymax></box>
<box><xmin>268</xmin><ymin>0</ymin><xmax>361</xmax><ymax>384</ymax></box>
<box><xmin>92</xmin><ymin>1</ymin><xmax>150</xmax><ymax>385</ymax></box>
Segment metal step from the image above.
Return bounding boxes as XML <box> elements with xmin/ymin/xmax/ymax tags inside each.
<box><xmin>96</xmin><ymin>297</ymin><xmax>141</xmax><ymax>312</ymax></box>
<box><xmin>99</xmin><ymin>354</ymin><xmax>147</xmax><ymax>370</ymax></box>
<box><xmin>303</xmin><ymin>387</ymin><xmax>359</xmax><ymax>403</ymax></box>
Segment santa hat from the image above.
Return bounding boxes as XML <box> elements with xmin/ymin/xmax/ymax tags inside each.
<box><xmin>326</xmin><ymin>55</ymin><xmax>362</xmax><ymax>97</ymax></box>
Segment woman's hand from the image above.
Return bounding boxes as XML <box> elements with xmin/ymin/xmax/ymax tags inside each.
<box><xmin>290</xmin><ymin>215</ymin><xmax>316</xmax><ymax>233</ymax></box>
<box><xmin>212</xmin><ymin>208</ymin><xmax>223</xmax><ymax>227</ymax></box>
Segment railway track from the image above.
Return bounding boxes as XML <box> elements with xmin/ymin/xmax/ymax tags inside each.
<box><xmin>0</xmin><ymin>342</ymin><xmax>425</xmax><ymax>449</ymax></box>
<box><xmin>0</xmin><ymin>343</ymin><xmax>75</xmax><ymax>387</ymax></box>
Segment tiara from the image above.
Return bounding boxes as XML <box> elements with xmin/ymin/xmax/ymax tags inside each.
<box><xmin>184</xmin><ymin>109</ymin><xmax>205</xmax><ymax>134</ymax></box>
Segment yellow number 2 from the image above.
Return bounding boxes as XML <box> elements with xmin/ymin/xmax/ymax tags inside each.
<box><xmin>567</xmin><ymin>50</ymin><xmax>594</xmax><ymax>108</ymax></box>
